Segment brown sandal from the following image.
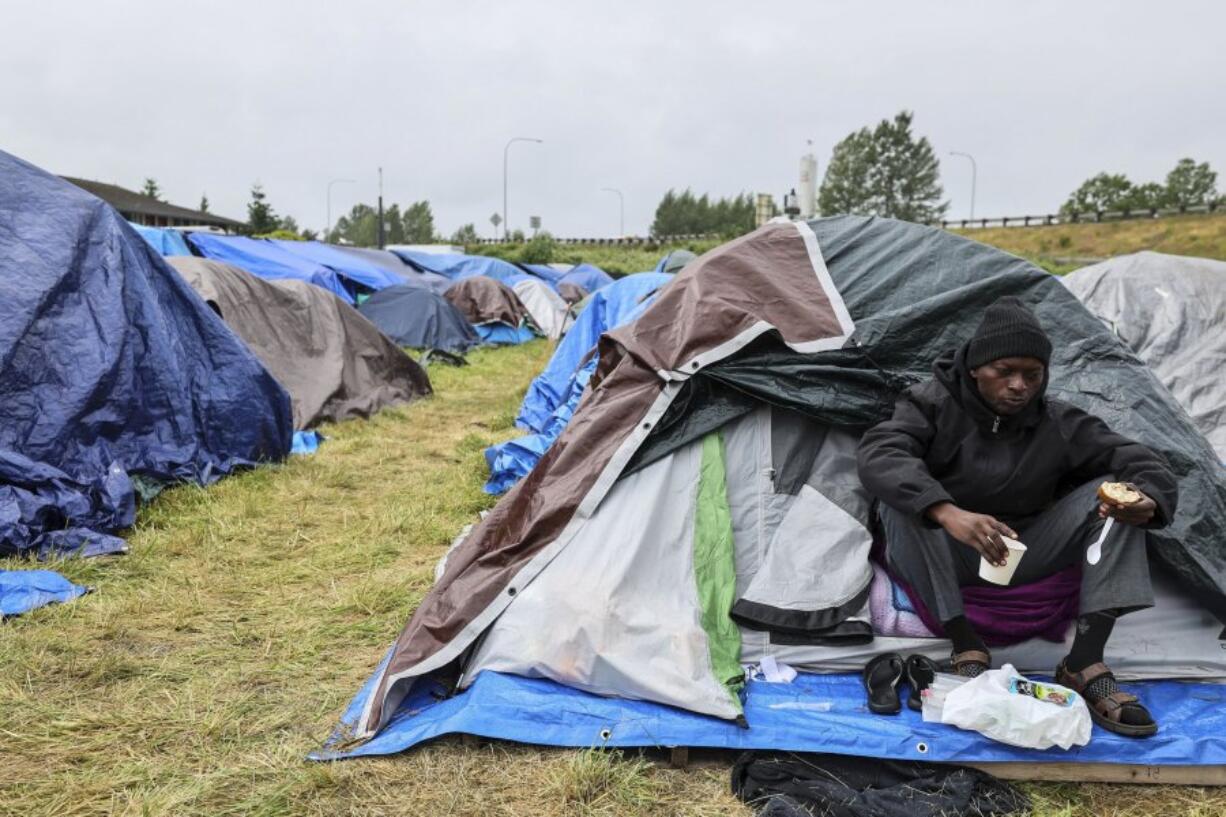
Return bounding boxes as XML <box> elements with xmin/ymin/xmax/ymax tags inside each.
<box><xmin>1056</xmin><ymin>661</ymin><xmax>1158</xmax><ymax>738</ymax></box>
<box><xmin>950</xmin><ymin>649</ymin><xmax>991</xmax><ymax>678</ymax></box>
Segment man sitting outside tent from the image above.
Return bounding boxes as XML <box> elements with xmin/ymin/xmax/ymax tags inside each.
<box><xmin>857</xmin><ymin>296</ymin><xmax>1178</xmax><ymax>738</ymax></box>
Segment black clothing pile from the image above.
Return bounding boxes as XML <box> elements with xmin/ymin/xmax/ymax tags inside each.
<box><xmin>731</xmin><ymin>751</ymin><xmax>1030</xmax><ymax>817</ymax></box>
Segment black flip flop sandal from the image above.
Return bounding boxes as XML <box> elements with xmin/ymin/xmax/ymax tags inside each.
<box><xmin>905</xmin><ymin>654</ymin><xmax>941</xmax><ymax>712</ymax></box>
<box><xmin>863</xmin><ymin>653</ymin><xmax>904</xmax><ymax>715</ymax></box>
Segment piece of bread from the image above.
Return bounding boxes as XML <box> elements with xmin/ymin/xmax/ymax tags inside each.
<box><xmin>1098</xmin><ymin>481</ymin><xmax>1142</xmax><ymax>506</ymax></box>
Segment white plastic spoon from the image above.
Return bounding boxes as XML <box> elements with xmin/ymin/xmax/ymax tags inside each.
<box><xmin>1087</xmin><ymin>517</ymin><xmax>1114</xmax><ymax>566</ymax></box>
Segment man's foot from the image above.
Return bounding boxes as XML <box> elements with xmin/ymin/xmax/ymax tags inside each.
<box><xmin>950</xmin><ymin>649</ymin><xmax>991</xmax><ymax>678</ymax></box>
<box><xmin>1056</xmin><ymin>660</ymin><xmax>1158</xmax><ymax>738</ymax></box>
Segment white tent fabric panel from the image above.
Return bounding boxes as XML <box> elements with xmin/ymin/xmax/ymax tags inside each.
<box><xmin>513</xmin><ymin>278</ymin><xmax>571</xmax><ymax>340</ymax></box>
<box><xmin>745</xmin><ymin>571</ymin><xmax>1226</xmax><ymax>682</ymax></box>
<box><xmin>1063</xmin><ymin>251</ymin><xmax>1226</xmax><ymax>460</ymax></box>
<box><xmin>461</xmin><ymin>435</ymin><xmax>741</xmax><ymax>720</ymax></box>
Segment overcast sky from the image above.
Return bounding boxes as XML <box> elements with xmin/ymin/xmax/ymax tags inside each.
<box><xmin>3</xmin><ymin>0</ymin><xmax>1223</xmax><ymax>238</ymax></box>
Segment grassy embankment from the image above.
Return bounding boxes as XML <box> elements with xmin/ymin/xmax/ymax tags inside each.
<box><xmin>5</xmin><ymin>314</ymin><xmax>1226</xmax><ymax>814</ymax></box>
<box><xmin>475</xmin><ymin>212</ymin><xmax>1226</xmax><ymax>276</ymax></box>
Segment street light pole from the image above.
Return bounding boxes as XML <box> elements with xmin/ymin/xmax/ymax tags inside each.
<box><xmin>503</xmin><ymin>136</ymin><xmax>543</xmax><ymax>240</ymax></box>
<box><xmin>601</xmin><ymin>187</ymin><xmax>624</xmax><ymax>237</ymax></box>
<box><xmin>948</xmin><ymin>151</ymin><xmax>977</xmax><ymax>221</ymax></box>
<box><xmin>326</xmin><ymin>178</ymin><xmax>356</xmax><ymax>241</ymax></box>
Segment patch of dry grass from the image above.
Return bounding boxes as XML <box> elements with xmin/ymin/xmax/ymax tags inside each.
<box><xmin>2</xmin><ymin>339</ymin><xmax>1223</xmax><ymax>816</ymax></box>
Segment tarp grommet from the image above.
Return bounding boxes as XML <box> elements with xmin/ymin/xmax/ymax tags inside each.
<box><xmin>916</xmin><ymin>742</ymin><xmax>929</xmax><ymax>754</ymax></box>
<box><xmin>599</xmin><ymin>728</ymin><xmax>612</xmax><ymax>741</ymax></box>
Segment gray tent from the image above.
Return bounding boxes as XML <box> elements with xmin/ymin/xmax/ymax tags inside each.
<box><xmin>170</xmin><ymin>257</ymin><xmax>432</xmax><ymax>428</ymax></box>
<box><xmin>1064</xmin><ymin>251</ymin><xmax>1226</xmax><ymax>460</ymax></box>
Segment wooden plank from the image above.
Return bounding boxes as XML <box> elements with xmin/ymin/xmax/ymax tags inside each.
<box><xmin>967</xmin><ymin>762</ymin><xmax>1226</xmax><ymax>787</ymax></box>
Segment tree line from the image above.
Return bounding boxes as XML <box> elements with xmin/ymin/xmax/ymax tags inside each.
<box><xmin>1060</xmin><ymin>159</ymin><xmax>1218</xmax><ymax>216</ymax></box>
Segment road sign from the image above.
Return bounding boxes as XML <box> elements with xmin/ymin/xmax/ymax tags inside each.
<box><xmin>490</xmin><ymin>213</ymin><xmax>503</xmax><ymax>227</ymax></box>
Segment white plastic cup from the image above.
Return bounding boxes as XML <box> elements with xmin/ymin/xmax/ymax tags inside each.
<box><xmin>978</xmin><ymin>536</ymin><xmax>1027</xmax><ymax>585</ymax></box>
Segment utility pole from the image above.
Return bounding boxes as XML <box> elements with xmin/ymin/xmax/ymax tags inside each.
<box><xmin>949</xmin><ymin>151</ymin><xmax>978</xmax><ymax>221</ymax></box>
<box><xmin>601</xmin><ymin>187</ymin><xmax>624</xmax><ymax>237</ymax></box>
<box><xmin>503</xmin><ymin>136</ymin><xmax>543</xmax><ymax>239</ymax></box>
<box><xmin>377</xmin><ymin>167</ymin><xmax>385</xmax><ymax>249</ymax></box>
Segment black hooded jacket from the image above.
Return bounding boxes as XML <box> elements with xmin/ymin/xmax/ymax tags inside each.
<box><xmin>857</xmin><ymin>344</ymin><xmax>1178</xmax><ymax>528</ymax></box>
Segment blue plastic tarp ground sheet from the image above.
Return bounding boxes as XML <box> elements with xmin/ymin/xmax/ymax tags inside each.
<box><xmin>272</xmin><ymin>240</ymin><xmax>403</xmax><ymax>292</ymax></box>
<box><xmin>314</xmin><ymin>667</ymin><xmax>1226</xmax><ymax>766</ymax></box>
<box><xmin>0</xmin><ymin>150</ymin><xmax>294</xmax><ymax>557</ymax></box>
<box><xmin>129</xmin><ymin>223</ymin><xmax>192</xmax><ymax>256</ymax></box>
<box><xmin>558</xmin><ymin>263</ymin><xmax>614</xmax><ymax>294</ymax></box>
<box><xmin>475</xmin><ymin>323</ymin><xmax>535</xmax><ymax>345</ymax></box>
<box><xmin>187</xmin><ymin>233</ymin><xmax>355</xmax><ymax>304</ymax></box>
<box><xmin>516</xmin><ymin>272</ymin><xmax>673</xmax><ymax>434</ymax></box>
<box><xmin>0</xmin><ymin>570</ymin><xmax>88</xmax><ymax>617</ymax></box>
<box><xmin>291</xmin><ymin>430</ymin><xmax>322</xmax><ymax>455</ymax></box>
<box><xmin>394</xmin><ymin>251</ymin><xmax>531</xmax><ymax>287</ymax></box>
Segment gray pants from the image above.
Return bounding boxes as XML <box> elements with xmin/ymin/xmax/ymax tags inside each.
<box><xmin>881</xmin><ymin>478</ymin><xmax>1153</xmax><ymax>624</ymax></box>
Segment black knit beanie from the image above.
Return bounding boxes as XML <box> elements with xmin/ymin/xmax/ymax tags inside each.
<box><xmin>966</xmin><ymin>296</ymin><xmax>1052</xmax><ymax>369</ymax></box>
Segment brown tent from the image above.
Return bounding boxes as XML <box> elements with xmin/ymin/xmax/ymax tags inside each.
<box><xmin>443</xmin><ymin>276</ymin><xmax>527</xmax><ymax>326</ymax></box>
<box><xmin>169</xmin><ymin>257</ymin><xmax>431</xmax><ymax>429</ymax></box>
<box><xmin>557</xmin><ymin>281</ymin><xmax>588</xmax><ymax>305</ymax></box>
<box><xmin>356</xmin><ymin>222</ymin><xmax>854</xmax><ymax>737</ymax></box>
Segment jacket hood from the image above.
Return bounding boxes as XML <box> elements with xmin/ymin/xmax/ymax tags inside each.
<box><xmin>932</xmin><ymin>343</ymin><xmax>1048</xmax><ymax>431</ymax></box>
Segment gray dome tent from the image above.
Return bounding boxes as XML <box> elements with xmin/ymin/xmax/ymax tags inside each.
<box><xmin>347</xmin><ymin>217</ymin><xmax>1226</xmax><ymax>745</ymax></box>
<box><xmin>1064</xmin><ymin>251</ymin><xmax>1226</xmax><ymax>460</ymax></box>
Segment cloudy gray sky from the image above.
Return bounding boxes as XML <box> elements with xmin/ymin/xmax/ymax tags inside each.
<box><xmin>3</xmin><ymin>0</ymin><xmax>1222</xmax><ymax>238</ymax></box>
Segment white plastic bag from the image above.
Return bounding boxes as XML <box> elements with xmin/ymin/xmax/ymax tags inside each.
<box><xmin>932</xmin><ymin>663</ymin><xmax>1092</xmax><ymax>750</ymax></box>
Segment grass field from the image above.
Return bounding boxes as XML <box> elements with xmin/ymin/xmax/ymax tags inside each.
<box><xmin>4</xmin><ymin>342</ymin><xmax>1225</xmax><ymax>816</ymax></box>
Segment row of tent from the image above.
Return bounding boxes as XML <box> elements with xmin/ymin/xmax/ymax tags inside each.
<box><xmin>0</xmin><ymin>148</ymin><xmax>621</xmax><ymax>560</ymax></box>
<box><xmin>317</xmin><ymin>217</ymin><xmax>1226</xmax><ymax>773</ymax></box>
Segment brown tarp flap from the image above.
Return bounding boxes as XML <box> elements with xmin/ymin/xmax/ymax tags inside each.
<box><xmin>360</xmin><ymin>222</ymin><xmax>852</xmax><ymax>736</ymax></box>
<box><xmin>558</xmin><ymin>281</ymin><xmax>588</xmax><ymax>304</ymax></box>
<box><xmin>443</xmin><ymin>276</ymin><xmax>528</xmax><ymax>326</ymax></box>
<box><xmin>169</xmin><ymin>257</ymin><xmax>431</xmax><ymax>428</ymax></box>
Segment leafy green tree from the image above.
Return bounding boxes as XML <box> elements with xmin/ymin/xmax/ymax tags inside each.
<box><xmin>818</xmin><ymin>111</ymin><xmax>947</xmax><ymax>222</ymax></box>
<box><xmin>1121</xmin><ymin>182</ymin><xmax>1168</xmax><ymax>212</ymax></box>
<box><xmin>142</xmin><ymin>178</ymin><xmax>162</xmax><ymax>200</ymax></box>
<box><xmin>199</xmin><ymin>193</ymin><xmax>210</xmax><ymax>213</ymax></box>
<box><xmin>402</xmin><ymin>201</ymin><xmax>436</xmax><ymax>242</ymax></box>
<box><xmin>1060</xmin><ymin>173</ymin><xmax>1135</xmax><ymax>216</ymax></box>
<box><xmin>254</xmin><ymin>228</ymin><xmax>304</xmax><ymax>241</ymax></box>
<box><xmin>278</xmin><ymin>215</ymin><xmax>300</xmax><ymax>234</ymax></box>
<box><xmin>650</xmin><ymin>189</ymin><xmax>755</xmax><ymax>237</ymax></box>
<box><xmin>1165</xmin><ymin>158</ymin><xmax>1217</xmax><ymax>208</ymax></box>
<box><xmin>520</xmin><ymin>231</ymin><xmax>557</xmax><ymax>264</ymax></box>
<box><xmin>384</xmin><ymin>204</ymin><xmax>405</xmax><ymax>245</ymax></box>
<box><xmin>329</xmin><ymin>203</ymin><xmax>378</xmax><ymax>245</ymax></box>
<box><xmin>247</xmin><ymin>184</ymin><xmax>280</xmax><ymax>235</ymax></box>
<box><xmin>451</xmin><ymin>223</ymin><xmax>480</xmax><ymax>245</ymax></box>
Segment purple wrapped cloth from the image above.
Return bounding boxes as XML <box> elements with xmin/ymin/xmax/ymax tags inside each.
<box><xmin>891</xmin><ymin>563</ymin><xmax>1081</xmax><ymax>647</ymax></box>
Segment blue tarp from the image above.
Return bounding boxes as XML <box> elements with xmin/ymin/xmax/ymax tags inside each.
<box><xmin>333</xmin><ymin>246</ymin><xmax>452</xmax><ymax>294</ymax></box>
<box><xmin>358</xmin><ymin>285</ymin><xmax>481</xmax><ymax>352</ymax></box>
<box><xmin>483</xmin><ymin>273</ymin><xmax>671</xmax><ymax>493</ymax></box>
<box><xmin>475</xmin><ymin>323</ymin><xmax>535</xmax><ymax>345</ymax></box>
<box><xmin>291</xmin><ymin>430</ymin><xmax>322</xmax><ymax>455</ymax></box>
<box><xmin>0</xmin><ymin>570</ymin><xmax>88</xmax><ymax>617</ymax></box>
<box><xmin>129</xmin><ymin>223</ymin><xmax>192</xmax><ymax>256</ymax></box>
<box><xmin>272</xmin><ymin>240</ymin><xmax>404</xmax><ymax>292</ymax></box>
<box><xmin>187</xmin><ymin>233</ymin><xmax>355</xmax><ymax>304</ymax></box>
<box><xmin>0</xmin><ymin>150</ymin><xmax>294</xmax><ymax>558</ymax></box>
<box><xmin>393</xmin><ymin>250</ymin><xmax>530</xmax><ymax>287</ymax></box>
<box><xmin>558</xmin><ymin>263</ymin><xmax>614</xmax><ymax>294</ymax></box>
<box><xmin>316</xmin><ymin>662</ymin><xmax>1226</xmax><ymax>766</ymax></box>
<box><xmin>516</xmin><ymin>263</ymin><xmax>567</xmax><ymax>289</ymax></box>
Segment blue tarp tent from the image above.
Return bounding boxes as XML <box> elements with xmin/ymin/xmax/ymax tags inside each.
<box><xmin>514</xmin><ymin>263</ymin><xmax>566</xmax><ymax>289</ymax></box>
<box><xmin>0</xmin><ymin>150</ymin><xmax>293</xmax><ymax>558</ymax></box>
<box><xmin>558</xmin><ymin>263</ymin><xmax>613</xmax><ymax>294</ymax></box>
<box><xmin>393</xmin><ymin>250</ymin><xmax>530</xmax><ymax>286</ymax></box>
<box><xmin>358</xmin><ymin>286</ymin><xmax>481</xmax><ymax>352</ymax></box>
<box><xmin>272</xmin><ymin>240</ymin><xmax>404</xmax><ymax>292</ymax></box>
<box><xmin>187</xmin><ymin>233</ymin><xmax>355</xmax><ymax>304</ymax></box>
<box><xmin>483</xmin><ymin>272</ymin><xmax>672</xmax><ymax>493</ymax></box>
<box><xmin>333</xmin><ymin>246</ymin><xmax>452</xmax><ymax>294</ymax></box>
<box><xmin>129</xmin><ymin>223</ymin><xmax>192</xmax><ymax>256</ymax></box>
<box><xmin>0</xmin><ymin>570</ymin><xmax>88</xmax><ymax>617</ymax></box>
